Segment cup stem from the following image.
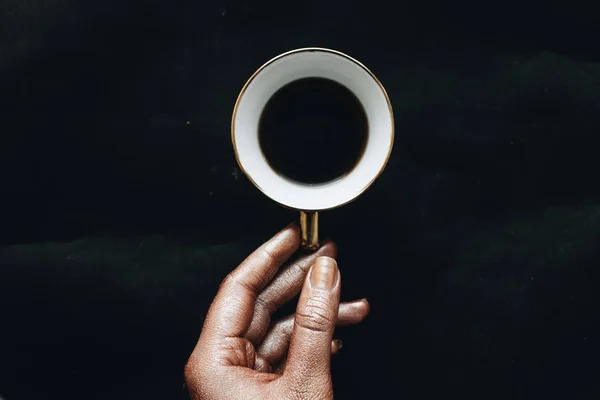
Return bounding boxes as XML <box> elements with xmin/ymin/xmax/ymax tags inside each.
<box><xmin>300</xmin><ymin>211</ymin><xmax>319</xmax><ymax>250</ymax></box>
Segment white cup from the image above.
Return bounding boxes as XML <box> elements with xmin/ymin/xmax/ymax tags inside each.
<box><xmin>232</xmin><ymin>47</ymin><xmax>394</xmax><ymax>249</ymax></box>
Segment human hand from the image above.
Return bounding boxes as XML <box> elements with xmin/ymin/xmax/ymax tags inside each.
<box><xmin>184</xmin><ymin>223</ymin><xmax>370</xmax><ymax>399</ymax></box>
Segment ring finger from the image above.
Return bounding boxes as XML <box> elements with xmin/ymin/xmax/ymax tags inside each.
<box><xmin>254</xmin><ymin>298</ymin><xmax>370</xmax><ymax>372</ymax></box>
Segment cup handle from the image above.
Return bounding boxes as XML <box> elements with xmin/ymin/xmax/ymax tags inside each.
<box><xmin>300</xmin><ymin>211</ymin><xmax>319</xmax><ymax>250</ymax></box>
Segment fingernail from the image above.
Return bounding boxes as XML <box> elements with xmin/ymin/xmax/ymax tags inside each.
<box><xmin>333</xmin><ymin>339</ymin><xmax>343</xmax><ymax>350</ymax></box>
<box><xmin>310</xmin><ymin>256</ymin><xmax>338</xmax><ymax>289</ymax></box>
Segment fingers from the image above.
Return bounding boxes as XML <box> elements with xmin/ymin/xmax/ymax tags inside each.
<box><xmin>200</xmin><ymin>223</ymin><xmax>300</xmax><ymax>340</ymax></box>
<box><xmin>255</xmin><ymin>339</ymin><xmax>340</xmax><ymax>374</ymax></box>
<box><xmin>336</xmin><ymin>298</ymin><xmax>370</xmax><ymax>327</ymax></box>
<box><xmin>245</xmin><ymin>240</ymin><xmax>337</xmax><ymax>343</ymax></box>
<box><xmin>255</xmin><ymin>299</ymin><xmax>369</xmax><ymax>366</ymax></box>
<box><xmin>331</xmin><ymin>339</ymin><xmax>343</xmax><ymax>355</ymax></box>
<box><xmin>284</xmin><ymin>257</ymin><xmax>340</xmax><ymax>394</ymax></box>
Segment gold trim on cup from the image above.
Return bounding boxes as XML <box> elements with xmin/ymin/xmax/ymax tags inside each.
<box><xmin>231</xmin><ymin>47</ymin><xmax>394</xmax><ymax>211</ymax></box>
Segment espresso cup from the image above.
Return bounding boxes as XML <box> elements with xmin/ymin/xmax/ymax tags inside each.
<box><xmin>232</xmin><ymin>47</ymin><xmax>394</xmax><ymax>250</ymax></box>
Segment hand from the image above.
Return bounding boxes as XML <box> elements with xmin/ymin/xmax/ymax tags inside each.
<box><xmin>184</xmin><ymin>223</ymin><xmax>370</xmax><ymax>400</ymax></box>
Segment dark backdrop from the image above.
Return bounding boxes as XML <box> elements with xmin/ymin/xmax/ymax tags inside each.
<box><xmin>1</xmin><ymin>0</ymin><xmax>600</xmax><ymax>399</ymax></box>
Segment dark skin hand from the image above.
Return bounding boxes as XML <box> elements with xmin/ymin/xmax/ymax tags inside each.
<box><xmin>184</xmin><ymin>223</ymin><xmax>370</xmax><ymax>399</ymax></box>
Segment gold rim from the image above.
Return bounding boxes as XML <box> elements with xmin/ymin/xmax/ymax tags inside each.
<box><xmin>231</xmin><ymin>47</ymin><xmax>395</xmax><ymax>211</ymax></box>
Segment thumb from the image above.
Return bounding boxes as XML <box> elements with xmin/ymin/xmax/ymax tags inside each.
<box><xmin>284</xmin><ymin>256</ymin><xmax>340</xmax><ymax>397</ymax></box>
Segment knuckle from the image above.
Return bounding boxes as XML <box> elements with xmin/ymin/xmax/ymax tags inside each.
<box><xmin>219</xmin><ymin>272</ymin><xmax>235</xmax><ymax>290</ymax></box>
<box><xmin>294</xmin><ymin>257</ymin><xmax>313</xmax><ymax>274</ymax></box>
<box><xmin>259</xmin><ymin>246</ymin><xmax>278</xmax><ymax>265</ymax></box>
<box><xmin>255</xmin><ymin>294</ymin><xmax>275</xmax><ymax>316</ymax></box>
<box><xmin>295</xmin><ymin>297</ymin><xmax>335</xmax><ymax>333</ymax></box>
<box><xmin>184</xmin><ymin>356</ymin><xmax>201</xmax><ymax>382</ymax></box>
<box><xmin>183</xmin><ymin>360</ymin><xmax>193</xmax><ymax>380</ymax></box>
<box><xmin>221</xmin><ymin>270</ymin><xmax>261</xmax><ymax>294</ymax></box>
<box><xmin>246</xmin><ymin>298</ymin><xmax>272</xmax><ymax>342</ymax></box>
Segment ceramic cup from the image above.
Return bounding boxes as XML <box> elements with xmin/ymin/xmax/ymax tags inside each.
<box><xmin>232</xmin><ymin>47</ymin><xmax>394</xmax><ymax>249</ymax></box>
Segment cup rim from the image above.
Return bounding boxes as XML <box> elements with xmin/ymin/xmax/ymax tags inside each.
<box><xmin>231</xmin><ymin>47</ymin><xmax>395</xmax><ymax>211</ymax></box>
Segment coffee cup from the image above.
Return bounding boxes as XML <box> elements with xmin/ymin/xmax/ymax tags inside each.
<box><xmin>232</xmin><ymin>47</ymin><xmax>394</xmax><ymax>250</ymax></box>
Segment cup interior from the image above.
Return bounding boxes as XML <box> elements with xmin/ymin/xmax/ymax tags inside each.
<box><xmin>232</xmin><ymin>48</ymin><xmax>394</xmax><ymax>211</ymax></box>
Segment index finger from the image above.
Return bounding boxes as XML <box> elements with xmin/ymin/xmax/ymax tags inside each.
<box><xmin>201</xmin><ymin>223</ymin><xmax>300</xmax><ymax>339</ymax></box>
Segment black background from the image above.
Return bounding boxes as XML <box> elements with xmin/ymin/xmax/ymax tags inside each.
<box><xmin>1</xmin><ymin>0</ymin><xmax>600</xmax><ymax>398</ymax></box>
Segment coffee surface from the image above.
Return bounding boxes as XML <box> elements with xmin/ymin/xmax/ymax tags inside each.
<box><xmin>259</xmin><ymin>77</ymin><xmax>368</xmax><ymax>184</ymax></box>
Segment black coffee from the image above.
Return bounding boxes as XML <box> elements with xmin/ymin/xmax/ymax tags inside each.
<box><xmin>259</xmin><ymin>77</ymin><xmax>368</xmax><ymax>184</ymax></box>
